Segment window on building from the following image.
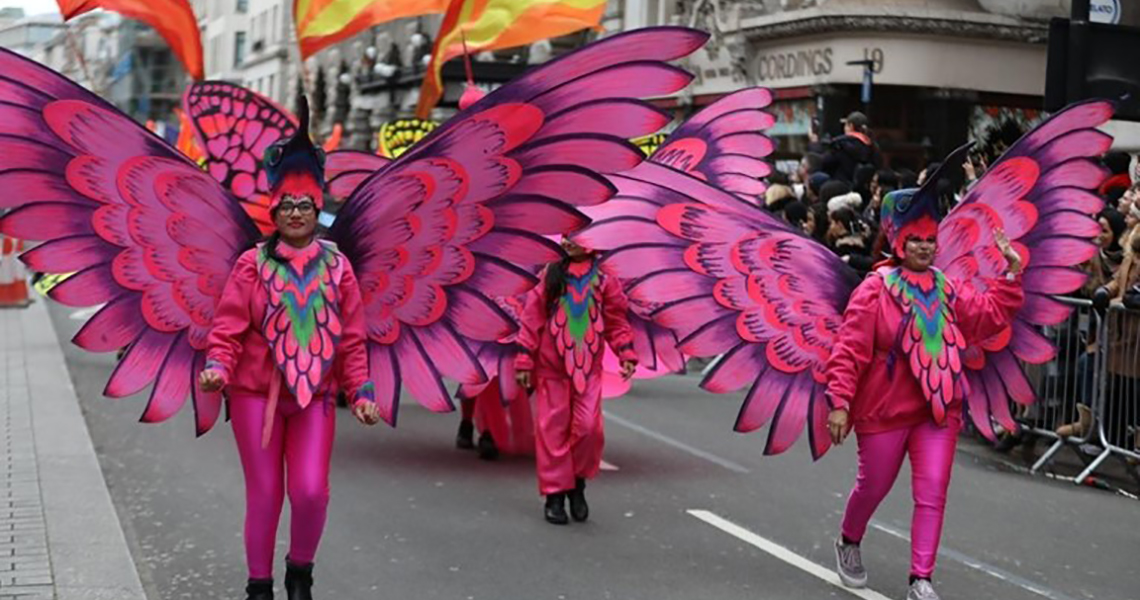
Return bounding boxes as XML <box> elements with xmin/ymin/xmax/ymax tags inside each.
<box><xmin>268</xmin><ymin>74</ymin><xmax>276</xmax><ymax>100</ymax></box>
<box><xmin>234</xmin><ymin>31</ymin><xmax>247</xmax><ymax>67</ymax></box>
<box><xmin>237</xmin><ymin>0</ymin><xmax>248</xmax><ymax>13</ymax></box>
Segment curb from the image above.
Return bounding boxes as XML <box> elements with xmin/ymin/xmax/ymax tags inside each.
<box><xmin>21</xmin><ymin>299</ymin><xmax>147</xmax><ymax>600</ymax></box>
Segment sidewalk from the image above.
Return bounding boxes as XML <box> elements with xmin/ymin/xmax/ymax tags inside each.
<box><xmin>1</xmin><ymin>299</ymin><xmax>146</xmax><ymax>600</ymax></box>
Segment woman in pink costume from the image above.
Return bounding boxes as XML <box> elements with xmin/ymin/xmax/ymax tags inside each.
<box><xmin>826</xmin><ymin>177</ymin><xmax>1023</xmax><ymax>600</ymax></box>
<box><xmin>198</xmin><ymin>114</ymin><xmax>381</xmax><ymax>600</ymax></box>
<box><xmin>515</xmin><ymin>238</ymin><xmax>638</xmax><ymax>525</ymax></box>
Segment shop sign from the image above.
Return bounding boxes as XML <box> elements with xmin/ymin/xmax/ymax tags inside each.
<box><xmin>1090</xmin><ymin>0</ymin><xmax>1121</xmax><ymax>25</ymax></box>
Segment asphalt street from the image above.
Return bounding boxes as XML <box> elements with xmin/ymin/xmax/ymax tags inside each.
<box><xmin>48</xmin><ymin>302</ymin><xmax>1138</xmax><ymax>600</ymax></box>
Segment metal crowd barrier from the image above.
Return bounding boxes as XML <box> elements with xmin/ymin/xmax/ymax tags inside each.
<box><xmin>1013</xmin><ymin>297</ymin><xmax>1100</xmax><ymax>474</ymax></box>
<box><xmin>1008</xmin><ymin>298</ymin><xmax>1140</xmax><ymax>485</ymax></box>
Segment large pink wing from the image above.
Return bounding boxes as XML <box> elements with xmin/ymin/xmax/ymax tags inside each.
<box><xmin>458</xmin><ymin>295</ymin><xmax>526</xmax><ymax>403</ymax></box>
<box><xmin>326</xmin><ymin>150</ymin><xmax>391</xmax><ymax>200</ymax></box>
<box><xmin>576</xmin><ymin>163</ymin><xmax>859</xmax><ymax>458</ymax></box>
<box><xmin>329</xmin><ymin>27</ymin><xmax>708</xmax><ymax>425</ymax></box>
<box><xmin>589</xmin><ymin>88</ymin><xmax>779</xmax><ymax>395</ymax></box>
<box><xmin>0</xmin><ymin>49</ymin><xmax>261</xmax><ymax>435</ymax></box>
<box><xmin>649</xmin><ymin>88</ymin><xmax>776</xmax><ymax>204</ymax></box>
<box><xmin>935</xmin><ymin>100</ymin><xmax>1115</xmax><ymax>438</ymax></box>
<box><xmin>183</xmin><ymin>81</ymin><xmax>298</xmax><ymax>233</ymax></box>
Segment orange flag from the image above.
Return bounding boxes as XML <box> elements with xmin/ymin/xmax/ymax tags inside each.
<box><xmin>56</xmin><ymin>0</ymin><xmax>204</xmax><ymax>80</ymax></box>
<box><xmin>415</xmin><ymin>0</ymin><xmax>605</xmax><ymax>118</ymax></box>
<box><xmin>294</xmin><ymin>0</ymin><xmax>449</xmax><ymax>59</ymax></box>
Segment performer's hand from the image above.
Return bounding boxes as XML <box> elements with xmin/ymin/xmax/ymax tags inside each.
<box><xmin>198</xmin><ymin>370</ymin><xmax>224</xmax><ymax>393</ymax></box>
<box><xmin>828</xmin><ymin>409</ymin><xmax>851</xmax><ymax>445</ymax></box>
<box><xmin>620</xmin><ymin>360</ymin><xmax>637</xmax><ymax>381</ymax></box>
<box><xmin>994</xmin><ymin>229</ymin><xmax>1022</xmax><ymax>275</ymax></box>
<box><xmin>516</xmin><ymin>369</ymin><xmax>532</xmax><ymax>390</ymax></box>
<box><xmin>353</xmin><ymin>402</ymin><xmax>381</xmax><ymax>426</ymax></box>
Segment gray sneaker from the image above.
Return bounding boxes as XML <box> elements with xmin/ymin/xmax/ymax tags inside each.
<box><xmin>834</xmin><ymin>536</ymin><xmax>867</xmax><ymax>588</ymax></box>
<box><xmin>906</xmin><ymin>579</ymin><xmax>941</xmax><ymax>600</ymax></box>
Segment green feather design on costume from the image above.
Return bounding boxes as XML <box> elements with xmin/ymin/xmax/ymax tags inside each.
<box><xmin>259</xmin><ymin>245</ymin><xmax>332</xmax><ymax>349</ymax></box>
<box><xmin>884</xmin><ymin>268</ymin><xmax>950</xmax><ymax>361</ymax></box>
<box><xmin>560</xmin><ymin>263</ymin><xmax>601</xmax><ymax>344</ymax></box>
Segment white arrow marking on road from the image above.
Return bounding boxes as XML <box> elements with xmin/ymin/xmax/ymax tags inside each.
<box><xmin>688</xmin><ymin>509</ymin><xmax>893</xmax><ymax>600</ymax></box>
<box><xmin>870</xmin><ymin>521</ymin><xmax>1079</xmax><ymax>600</ymax></box>
<box><xmin>69</xmin><ymin>304</ymin><xmax>105</xmax><ymax>321</ymax></box>
<box><xmin>600</xmin><ymin>460</ymin><xmax>619</xmax><ymax>472</ymax></box>
<box><xmin>605</xmin><ymin>411</ymin><xmax>750</xmax><ymax>474</ymax></box>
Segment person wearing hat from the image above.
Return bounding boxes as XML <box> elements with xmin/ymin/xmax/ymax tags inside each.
<box><xmin>198</xmin><ymin>99</ymin><xmax>381</xmax><ymax>600</ymax></box>
<box><xmin>823</xmin><ymin>111</ymin><xmax>882</xmax><ymax>184</ymax></box>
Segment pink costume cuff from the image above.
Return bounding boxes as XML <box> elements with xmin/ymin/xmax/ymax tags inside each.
<box><xmin>351</xmin><ymin>382</ymin><xmax>376</xmax><ymax>409</ymax></box>
<box><xmin>203</xmin><ymin>359</ymin><xmax>230</xmax><ymax>386</ymax></box>
<box><xmin>515</xmin><ymin>352</ymin><xmax>535</xmax><ymax>371</ymax></box>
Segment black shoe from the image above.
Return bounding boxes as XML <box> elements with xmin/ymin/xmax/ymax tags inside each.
<box><xmin>456</xmin><ymin>420</ymin><xmax>475</xmax><ymax>450</ymax></box>
<box><xmin>544</xmin><ymin>493</ymin><xmax>569</xmax><ymax>525</ymax></box>
<box><xmin>568</xmin><ymin>478</ymin><xmax>589</xmax><ymax>522</ymax></box>
<box><xmin>477</xmin><ymin>432</ymin><xmax>500</xmax><ymax>461</ymax></box>
<box><xmin>245</xmin><ymin>578</ymin><xmax>274</xmax><ymax>600</ymax></box>
<box><xmin>284</xmin><ymin>560</ymin><xmax>313</xmax><ymax>600</ymax></box>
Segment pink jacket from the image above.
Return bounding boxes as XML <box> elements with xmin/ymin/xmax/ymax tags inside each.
<box><xmin>204</xmin><ymin>244</ymin><xmax>373</xmax><ymax>407</ymax></box>
<box><xmin>515</xmin><ymin>260</ymin><xmax>638</xmax><ymax>379</ymax></box>
<box><xmin>825</xmin><ymin>270</ymin><xmax>1024</xmax><ymax>434</ymax></box>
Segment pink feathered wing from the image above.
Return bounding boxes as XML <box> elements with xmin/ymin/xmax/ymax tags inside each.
<box><xmin>936</xmin><ymin>100</ymin><xmax>1115</xmax><ymax>439</ymax></box>
<box><xmin>0</xmin><ymin>48</ymin><xmax>262</xmax><ymax>435</ymax></box>
<box><xmin>326</xmin><ymin>27</ymin><xmax>708</xmax><ymax>425</ymax></box>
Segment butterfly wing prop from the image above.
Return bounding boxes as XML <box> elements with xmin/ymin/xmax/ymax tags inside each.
<box><xmin>0</xmin><ymin>49</ymin><xmax>262</xmax><ymax>435</ymax></box>
<box><xmin>935</xmin><ymin>100</ymin><xmax>1115</xmax><ymax>438</ymax></box>
<box><xmin>329</xmin><ymin>27</ymin><xmax>708</xmax><ymax>425</ymax></box>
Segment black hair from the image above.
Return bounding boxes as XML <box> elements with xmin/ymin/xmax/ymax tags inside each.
<box><xmin>876</xmin><ymin>169</ymin><xmax>898</xmax><ymax>190</ymax></box>
<box><xmin>819</xmin><ymin>180</ymin><xmax>852</xmax><ymax>206</ymax></box>
<box><xmin>897</xmin><ymin>168</ymin><xmax>919</xmax><ymax>189</ymax></box>
<box><xmin>1104</xmin><ymin>151</ymin><xmax>1131</xmax><ymax>175</ymax></box>
<box><xmin>767</xmin><ymin>170</ymin><xmax>791</xmax><ymax>186</ymax></box>
<box><xmin>542</xmin><ymin>256</ymin><xmax>572</xmax><ymax>315</ymax></box>
<box><xmin>1099</xmin><ymin>208</ymin><xmax>1127</xmax><ymax>253</ymax></box>
<box><xmin>783</xmin><ymin>200</ymin><xmax>809</xmax><ymax>228</ymax></box>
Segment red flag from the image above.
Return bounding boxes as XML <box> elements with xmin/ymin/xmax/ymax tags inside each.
<box><xmin>56</xmin><ymin>0</ymin><xmax>204</xmax><ymax>80</ymax></box>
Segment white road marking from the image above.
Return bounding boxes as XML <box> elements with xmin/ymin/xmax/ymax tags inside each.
<box><xmin>600</xmin><ymin>460</ymin><xmax>620</xmax><ymax>471</ymax></box>
<box><xmin>69</xmin><ymin>304</ymin><xmax>105</xmax><ymax>321</ymax></box>
<box><xmin>870</xmin><ymin>521</ymin><xmax>1079</xmax><ymax>600</ymax></box>
<box><xmin>605</xmin><ymin>411</ymin><xmax>751</xmax><ymax>474</ymax></box>
<box><xmin>688</xmin><ymin>509</ymin><xmax>893</xmax><ymax>600</ymax></box>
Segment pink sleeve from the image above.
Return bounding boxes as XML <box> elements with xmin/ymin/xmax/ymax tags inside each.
<box><xmin>337</xmin><ymin>260</ymin><xmax>374</xmax><ymax>407</ymax></box>
<box><xmin>824</xmin><ymin>274</ymin><xmax>883</xmax><ymax>411</ymax></box>
<box><xmin>601</xmin><ymin>274</ymin><xmax>638</xmax><ymax>363</ymax></box>
<box><xmin>954</xmin><ymin>275</ymin><xmax>1025</xmax><ymax>344</ymax></box>
<box><xmin>514</xmin><ymin>284</ymin><xmax>548</xmax><ymax>371</ymax></box>
<box><xmin>204</xmin><ymin>250</ymin><xmax>258</xmax><ymax>385</ymax></box>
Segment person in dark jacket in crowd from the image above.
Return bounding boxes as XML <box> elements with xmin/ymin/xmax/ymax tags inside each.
<box><xmin>822</xmin><ymin>112</ymin><xmax>881</xmax><ymax>184</ymax></box>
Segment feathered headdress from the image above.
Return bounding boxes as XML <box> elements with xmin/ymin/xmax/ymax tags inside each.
<box><xmin>880</xmin><ymin>143</ymin><xmax>973</xmax><ymax>257</ymax></box>
<box><xmin>263</xmin><ymin>94</ymin><xmax>326</xmax><ymax>211</ymax></box>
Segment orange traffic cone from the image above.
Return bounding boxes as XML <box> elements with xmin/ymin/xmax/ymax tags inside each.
<box><xmin>0</xmin><ymin>234</ymin><xmax>31</xmax><ymax>308</ymax></box>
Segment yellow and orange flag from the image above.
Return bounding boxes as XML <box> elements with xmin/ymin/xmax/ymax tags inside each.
<box><xmin>56</xmin><ymin>0</ymin><xmax>204</xmax><ymax>80</ymax></box>
<box><xmin>415</xmin><ymin>0</ymin><xmax>606</xmax><ymax>118</ymax></box>
<box><xmin>294</xmin><ymin>0</ymin><xmax>449</xmax><ymax>58</ymax></box>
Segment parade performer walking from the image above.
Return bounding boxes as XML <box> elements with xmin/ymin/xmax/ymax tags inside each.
<box><xmin>196</xmin><ymin>117</ymin><xmax>381</xmax><ymax>599</ymax></box>
<box><xmin>576</xmin><ymin>100</ymin><xmax>1115</xmax><ymax>599</ymax></box>
<box><xmin>515</xmin><ymin>237</ymin><xmax>638</xmax><ymax>525</ymax></box>
<box><xmin>0</xmin><ymin>28</ymin><xmax>710</xmax><ymax>597</ymax></box>
<box><xmin>824</xmin><ymin>180</ymin><xmax>1023</xmax><ymax>600</ymax></box>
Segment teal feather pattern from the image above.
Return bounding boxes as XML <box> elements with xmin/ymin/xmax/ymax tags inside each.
<box><xmin>550</xmin><ymin>261</ymin><xmax>604</xmax><ymax>393</ymax></box>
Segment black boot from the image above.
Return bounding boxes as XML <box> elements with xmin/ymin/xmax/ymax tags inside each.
<box><xmin>477</xmin><ymin>431</ymin><xmax>499</xmax><ymax>461</ymax></box>
<box><xmin>568</xmin><ymin>477</ymin><xmax>589</xmax><ymax>522</ymax></box>
<box><xmin>544</xmin><ymin>493</ymin><xmax>569</xmax><ymax>525</ymax></box>
<box><xmin>456</xmin><ymin>419</ymin><xmax>475</xmax><ymax>449</ymax></box>
<box><xmin>284</xmin><ymin>560</ymin><xmax>313</xmax><ymax>600</ymax></box>
<box><xmin>245</xmin><ymin>578</ymin><xmax>273</xmax><ymax>600</ymax></box>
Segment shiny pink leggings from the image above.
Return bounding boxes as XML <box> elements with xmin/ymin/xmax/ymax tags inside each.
<box><xmin>840</xmin><ymin>420</ymin><xmax>958</xmax><ymax>578</ymax></box>
<box><xmin>230</xmin><ymin>395</ymin><xmax>335</xmax><ymax>579</ymax></box>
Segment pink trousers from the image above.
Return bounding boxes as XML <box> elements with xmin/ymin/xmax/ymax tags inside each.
<box><xmin>230</xmin><ymin>394</ymin><xmax>336</xmax><ymax>579</ymax></box>
<box><xmin>840</xmin><ymin>420</ymin><xmax>958</xmax><ymax>578</ymax></box>
<box><xmin>534</xmin><ymin>375</ymin><xmax>604</xmax><ymax>495</ymax></box>
<box><xmin>471</xmin><ymin>382</ymin><xmax>535</xmax><ymax>455</ymax></box>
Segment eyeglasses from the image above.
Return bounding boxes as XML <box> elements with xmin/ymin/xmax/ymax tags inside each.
<box><xmin>277</xmin><ymin>201</ymin><xmax>316</xmax><ymax>215</ymax></box>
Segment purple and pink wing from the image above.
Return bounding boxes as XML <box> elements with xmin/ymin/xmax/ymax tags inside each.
<box><xmin>576</xmin><ymin>163</ymin><xmax>860</xmax><ymax>458</ymax></box>
<box><xmin>329</xmin><ymin>27</ymin><xmax>708</xmax><ymax>425</ymax></box>
<box><xmin>459</xmin><ymin>295</ymin><xmax>526</xmax><ymax>404</ymax></box>
<box><xmin>0</xmin><ymin>48</ymin><xmax>261</xmax><ymax>435</ymax></box>
<box><xmin>325</xmin><ymin>150</ymin><xmax>391</xmax><ymax>200</ymax></box>
<box><xmin>935</xmin><ymin>100</ymin><xmax>1115</xmax><ymax>439</ymax></box>
<box><xmin>648</xmin><ymin>88</ymin><xmax>775</xmax><ymax>204</ymax></box>
<box><xmin>183</xmin><ymin>81</ymin><xmax>298</xmax><ymax>233</ymax></box>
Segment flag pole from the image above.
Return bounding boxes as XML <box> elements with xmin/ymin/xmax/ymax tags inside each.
<box><xmin>62</xmin><ymin>22</ymin><xmax>99</xmax><ymax>95</ymax></box>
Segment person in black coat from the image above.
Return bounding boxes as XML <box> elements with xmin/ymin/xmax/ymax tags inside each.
<box><xmin>822</xmin><ymin>111</ymin><xmax>881</xmax><ymax>184</ymax></box>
